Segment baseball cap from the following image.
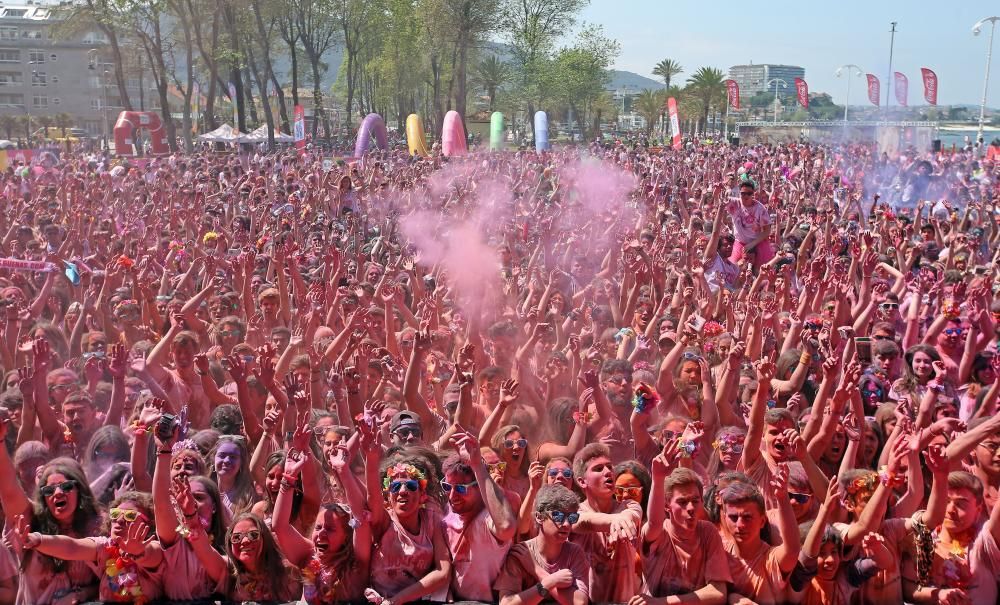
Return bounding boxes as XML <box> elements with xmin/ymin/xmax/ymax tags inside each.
<box><xmin>390</xmin><ymin>410</ymin><xmax>421</xmax><ymax>433</ymax></box>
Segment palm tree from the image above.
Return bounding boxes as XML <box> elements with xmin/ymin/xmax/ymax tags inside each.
<box><xmin>652</xmin><ymin>59</ymin><xmax>683</xmax><ymax>89</ymax></box>
<box><xmin>634</xmin><ymin>89</ymin><xmax>666</xmax><ymax>135</ymax></box>
<box><xmin>0</xmin><ymin>115</ymin><xmax>16</xmax><ymax>140</ymax></box>
<box><xmin>474</xmin><ymin>55</ymin><xmax>510</xmax><ymax>112</ymax></box>
<box><xmin>685</xmin><ymin>67</ymin><xmax>727</xmax><ymax>134</ymax></box>
<box><xmin>36</xmin><ymin>114</ymin><xmax>52</xmax><ymax>138</ymax></box>
<box><xmin>54</xmin><ymin>112</ymin><xmax>73</xmax><ymax>137</ymax></box>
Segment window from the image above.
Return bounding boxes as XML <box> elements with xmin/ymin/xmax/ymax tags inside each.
<box><xmin>21</xmin><ymin>30</ymin><xmax>42</xmax><ymax>40</ymax></box>
<box><xmin>90</xmin><ymin>98</ymin><xmax>101</xmax><ymax>109</ymax></box>
<box><xmin>2</xmin><ymin>9</ymin><xmax>27</xmax><ymax>17</ymax></box>
<box><xmin>28</xmin><ymin>50</ymin><xmax>44</xmax><ymax>64</ymax></box>
<box><xmin>0</xmin><ymin>93</ymin><xmax>23</xmax><ymax>106</ymax></box>
<box><xmin>0</xmin><ymin>49</ymin><xmax>18</xmax><ymax>63</ymax></box>
<box><xmin>31</xmin><ymin>72</ymin><xmax>46</xmax><ymax>87</ymax></box>
<box><xmin>0</xmin><ymin>72</ymin><xmax>21</xmax><ymax>86</ymax></box>
<box><xmin>32</xmin><ymin>95</ymin><xmax>47</xmax><ymax>108</ymax></box>
<box><xmin>0</xmin><ymin>27</ymin><xmax>18</xmax><ymax>40</ymax></box>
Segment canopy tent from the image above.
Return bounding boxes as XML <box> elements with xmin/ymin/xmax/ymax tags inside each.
<box><xmin>239</xmin><ymin>125</ymin><xmax>294</xmax><ymax>143</ymax></box>
<box><xmin>197</xmin><ymin>124</ymin><xmax>242</xmax><ymax>143</ymax></box>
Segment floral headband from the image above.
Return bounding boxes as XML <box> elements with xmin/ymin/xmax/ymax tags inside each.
<box><xmin>171</xmin><ymin>439</ymin><xmax>200</xmax><ymax>456</ymax></box>
<box><xmin>632</xmin><ymin>382</ymin><xmax>659</xmax><ymax>413</ymax></box>
<box><xmin>382</xmin><ymin>463</ymin><xmax>427</xmax><ymax>490</ymax></box>
<box><xmin>712</xmin><ymin>433</ymin><xmax>743</xmax><ymax>450</ymax></box>
<box><xmin>113</xmin><ymin>299</ymin><xmax>140</xmax><ymax>316</ymax></box>
<box><xmin>844</xmin><ymin>472</ymin><xmax>877</xmax><ymax>499</ymax></box>
<box><xmin>202</xmin><ymin>231</ymin><xmax>219</xmax><ymax>245</ymax></box>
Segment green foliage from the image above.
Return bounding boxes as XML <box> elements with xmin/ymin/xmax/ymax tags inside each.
<box><xmin>652</xmin><ymin>59</ymin><xmax>682</xmax><ymax>89</ymax></box>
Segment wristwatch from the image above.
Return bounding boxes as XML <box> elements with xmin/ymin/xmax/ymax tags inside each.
<box><xmin>536</xmin><ymin>582</ymin><xmax>550</xmax><ymax>599</ymax></box>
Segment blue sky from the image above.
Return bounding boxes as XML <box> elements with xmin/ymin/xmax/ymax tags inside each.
<box><xmin>578</xmin><ymin>0</ymin><xmax>1000</xmax><ymax>107</ymax></box>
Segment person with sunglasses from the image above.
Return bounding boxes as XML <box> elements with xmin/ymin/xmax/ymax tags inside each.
<box><xmin>725</xmin><ymin>179</ymin><xmax>774</xmax><ymax>269</ymax></box>
<box><xmin>224</xmin><ymin>512</ymin><xmax>300</xmax><ymax>602</ymax></box>
<box><xmin>440</xmin><ymin>429</ymin><xmax>517</xmax><ymax>602</ymax></box>
<box><xmin>15</xmin><ymin>491</ymin><xmax>165</xmax><ymax>604</ymax></box>
<box><xmin>366</xmin><ymin>450</ymin><xmax>450</xmax><ymax>604</ymax></box>
<box><xmin>495</xmin><ymin>484</ymin><xmax>590</xmax><ymax>605</ymax></box>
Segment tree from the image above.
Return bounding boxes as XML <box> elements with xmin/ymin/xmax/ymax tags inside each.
<box><xmin>500</xmin><ymin>0</ymin><xmax>589</xmax><ymax>135</ymax></box>
<box><xmin>53</xmin><ymin>112</ymin><xmax>73</xmax><ymax>137</ymax></box>
<box><xmin>475</xmin><ymin>55</ymin><xmax>510</xmax><ymax>112</ymax></box>
<box><xmin>442</xmin><ymin>0</ymin><xmax>498</xmax><ymax>123</ymax></box>
<box><xmin>545</xmin><ymin>23</ymin><xmax>619</xmax><ymax>141</ymax></box>
<box><xmin>37</xmin><ymin>115</ymin><xmax>53</xmax><ymax>138</ymax></box>
<box><xmin>0</xmin><ymin>115</ymin><xmax>15</xmax><ymax>140</ymax></box>
<box><xmin>652</xmin><ymin>58</ymin><xmax>682</xmax><ymax>89</ymax></box>
<box><xmin>295</xmin><ymin>0</ymin><xmax>341</xmax><ymax>138</ymax></box>
<box><xmin>686</xmin><ymin>66</ymin><xmax>726</xmax><ymax>134</ymax></box>
<box><xmin>634</xmin><ymin>88</ymin><xmax>666</xmax><ymax>135</ymax></box>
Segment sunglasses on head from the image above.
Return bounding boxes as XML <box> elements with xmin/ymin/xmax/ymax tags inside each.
<box><xmin>504</xmin><ymin>438</ymin><xmax>528</xmax><ymax>449</ymax></box>
<box><xmin>109</xmin><ymin>508</ymin><xmax>146</xmax><ymax>523</ymax></box>
<box><xmin>388</xmin><ymin>479</ymin><xmax>420</xmax><ymax>493</ymax></box>
<box><xmin>788</xmin><ymin>492</ymin><xmax>812</xmax><ymax>504</ymax></box>
<box><xmin>548</xmin><ymin>510</ymin><xmax>580</xmax><ymax>525</ymax></box>
<box><xmin>230</xmin><ymin>530</ymin><xmax>261</xmax><ymax>544</ymax></box>
<box><xmin>682</xmin><ymin>352</ymin><xmax>703</xmax><ymax>362</ymax></box>
<box><xmin>547</xmin><ymin>468</ymin><xmax>572</xmax><ymax>478</ymax></box>
<box><xmin>440</xmin><ymin>479</ymin><xmax>478</xmax><ymax>494</ymax></box>
<box><xmin>40</xmin><ymin>480</ymin><xmax>77</xmax><ymax>498</ymax></box>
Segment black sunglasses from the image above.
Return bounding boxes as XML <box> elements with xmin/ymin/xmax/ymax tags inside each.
<box><xmin>40</xmin><ymin>479</ymin><xmax>78</xmax><ymax>498</ymax></box>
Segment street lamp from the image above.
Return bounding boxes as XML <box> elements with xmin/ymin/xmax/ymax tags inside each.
<box><xmin>766</xmin><ymin>78</ymin><xmax>788</xmax><ymax>124</ymax></box>
<box><xmin>88</xmin><ymin>49</ymin><xmax>109</xmax><ymax>150</ymax></box>
<box><xmin>835</xmin><ymin>65</ymin><xmax>864</xmax><ymax>125</ymax></box>
<box><xmin>973</xmin><ymin>16</ymin><xmax>999</xmax><ymax>147</ymax></box>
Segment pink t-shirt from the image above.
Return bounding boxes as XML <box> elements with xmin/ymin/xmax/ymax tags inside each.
<box><xmin>160</xmin><ymin>539</ymin><xmax>225</xmax><ymax>600</ymax></box>
<box><xmin>370</xmin><ymin>508</ymin><xmax>446</xmax><ymax>600</ymax></box>
<box><xmin>14</xmin><ymin>548</ymin><xmax>99</xmax><ymax>605</ymax></box>
<box><xmin>641</xmin><ymin>520</ymin><xmax>732</xmax><ymax>597</ymax></box>
<box><xmin>571</xmin><ymin>498</ymin><xmax>643</xmax><ymax>603</ymax></box>
<box><xmin>722</xmin><ymin>538</ymin><xmax>788</xmax><ymax>605</ymax></box>
<box><xmin>443</xmin><ymin>506</ymin><xmax>511</xmax><ymax>602</ymax></box>
<box><xmin>493</xmin><ymin>537</ymin><xmax>590</xmax><ymax>601</ymax></box>
<box><xmin>726</xmin><ymin>199</ymin><xmax>771</xmax><ymax>244</ymax></box>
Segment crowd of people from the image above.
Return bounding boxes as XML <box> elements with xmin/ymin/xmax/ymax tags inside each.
<box><xmin>0</xmin><ymin>134</ymin><xmax>995</xmax><ymax>605</ymax></box>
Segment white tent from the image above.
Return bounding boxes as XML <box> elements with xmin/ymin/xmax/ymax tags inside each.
<box><xmin>239</xmin><ymin>125</ymin><xmax>294</xmax><ymax>143</ymax></box>
<box><xmin>197</xmin><ymin>124</ymin><xmax>242</xmax><ymax>143</ymax></box>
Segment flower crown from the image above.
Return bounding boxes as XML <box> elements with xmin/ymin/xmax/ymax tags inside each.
<box><xmin>844</xmin><ymin>472</ymin><xmax>877</xmax><ymax>498</ymax></box>
<box><xmin>172</xmin><ymin>439</ymin><xmax>200</xmax><ymax>456</ymax></box>
<box><xmin>113</xmin><ymin>299</ymin><xmax>140</xmax><ymax>316</ymax></box>
<box><xmin>202</xmin><ymin>231</ymin><xmax>220</xmax><ymax>245</ymax></box>
<box><xmin>702</xmin><ymin>321</ymin><xmax>725</xmax><ymax>337</ymax></box>
<box><xmin>382</xmin><ymin>463</ymin><xmax>427</xmax><ymax>490</ymax></box>
<box><xmin>712</xmin><ymin>433</ymin><xmax>742</xmax><ymax>450</ymax></box>
<box><xmin>631</xmin><ymin>382</ymin><xmax>659</xmax><ymax>413</ymax></box>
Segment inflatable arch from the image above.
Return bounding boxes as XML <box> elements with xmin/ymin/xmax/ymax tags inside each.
<box><xmin>489</xmin><ymin>112</ymin><xmax>504</xmax><ymax>151</ymax></box>
<box><xmin>113</xmin><ymin>111</ymin><xmax>169</xmax><ymax>156</ymax></box>
<box><xmin>441</xmin><ymin>110</ymin><xmax>467</xmax><ymax>157</ymax></box>
<box><xmin>406</xmin><ymin>114</ymin><xmax>429</xmax><ymax>157</ymax></box>
<box><xmin>534</xmin><ymin>111</ymin><xmax>549</xmax><ymax>153</ymax></box>
<box><xmin>353</xmin><ymin>113</ymin><xmax>388</xmax><ymax>159</ymax></box>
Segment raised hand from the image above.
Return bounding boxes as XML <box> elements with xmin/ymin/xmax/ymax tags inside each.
<box><xmin>107</xmin><ymin>343</ymin><xmax>128</xmax><ymax>379</ymax></box>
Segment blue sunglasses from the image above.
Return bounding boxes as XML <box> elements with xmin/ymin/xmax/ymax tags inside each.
<box><xmin>441</xmin><ymin>480</ymin><xmax>478</xmax><ymax>495</ymax></box>
<box><xmin>549</xmin><ymin>511</ymin><xmax>580</xmax><ymax>525</ymax></box>
<box><xmin>389</xmin><ymin>480</ymin><xmax>420</xmax><ymax>493</ymax></box>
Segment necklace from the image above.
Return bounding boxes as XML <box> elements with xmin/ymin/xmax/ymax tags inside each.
<box><xmin>302</xmin><ymin>555</ymin><xmax>340</xmax><ymax>604</ymax></box>
<box><xmin>103</xmin><ymin>542</ymin><xmax>146</xmax><ymax>604</ymax></box>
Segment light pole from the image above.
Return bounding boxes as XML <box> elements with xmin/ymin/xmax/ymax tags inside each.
<box><xmin>836</xmin><ymin>64</ymin><xmax>863</xmax><ymax>125</ymax></box>
<box><xmin>88</xmin><ymin>49</ymin><xmax>109</xmax><ymax>150</ymax></box>
<box><xmin>766</xmin><ymin>78</ymin><xmax>788</xmax><ymax>124</ymax></box>
<box><xmin>886</xmin><ymin>22</ymin><xmax>898</xmax><ymax>113</ymax></box>
<box><xmin>973</xmin><ymin>16</ymin><xmax>999</xmax><ymax>146</ymax></box>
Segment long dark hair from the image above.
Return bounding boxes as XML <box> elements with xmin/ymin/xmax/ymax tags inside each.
<box><xmin>225</xmin><ymin>513</ymin><xmax>297</xmax><ymax>602</ymax></box>
<box><xmin>29</xmin><ymin>459</ymin><xmax>101</xmax><ymax>572</ymax></box>
<box><xmin>208</xmin><ymin>434</ymin><xmax>255</xmax><ymax>512</ymax></box>
<box><xmin>190</xmin><ymin>475</ymin><xmax>228</xmax><ymax>553</ymax></box>
<box><xmin>263</xmin><ymin>450</ymin><xmax>303</xmax><ymax>521</ymax></box>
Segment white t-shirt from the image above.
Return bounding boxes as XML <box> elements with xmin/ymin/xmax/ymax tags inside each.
<box><xmin>726</xmin><ymin>199</ymin><xmax>771</xmax><ymax>244</ymax></box>
<box><xmin>705</xmin><ymin>253</ymin><xmax>739</xmax><ymax>292</ymax></box>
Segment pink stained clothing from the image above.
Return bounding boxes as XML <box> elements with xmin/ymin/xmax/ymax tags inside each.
<box><xmin>904</xmin><ymin>527</ymin><xmax>1000</xmax><ymax>604</ymax></box>
<box><xmin>87</xmin><ymin>536</ymin><xmax>165</xmax><ymax>603</ymax></box>
<box><xmin>160</xmin><ymin>538</ymin><xmax>226</xmax><ymax>600</ymax></box>
<box><xmin>227</xmin><ymin>562</ymin><xmax>301</xmax><ymax>603</ymax></box>
<box><xmin>493</xmin><ymin>536</ymin><xmax>590</xmax><ymax>602</ymax></box>
<box><xmin>835</xmin><ymin>511</ymin><xmax>922</xmax><ymax>604</ymax></box>
<box><xmin>301</xmin><ymin>555</ymin><xmax>369</xmax><ymax>605</ymax></box>
<box><xmin>641</xmin><ymin>520</ymin><xmax>732</xmax><ymax>597</ymax></box>
<box><xmin>370</xmin><ymin>507</ymin><xmax>447</xmax><ymax>601</ymax></box>
<box><xmin>796</xmin><ymin>571</ymin><xmax>858</xmax><ymax>605</ymax></box>
<box><xmin>442</xmin><ymin>506</ymin><xmax>512</xmax><ymax>602</ymax></box>
<box><xmin>722</xmin><ymin>538</ymin><xmax>789</xmax><ymax>605</ymax></box>
<box><xmin>15</xmin><ymin>549</ymin><xmax>99</xmax><ymax>605</ymax></box>
<box><xmin>730</xmin><ymin>238</ymin><xmax>776</xmax><ymax>264</ymax></box>
<box><xmin>570</xmin><ymin>498</ymin><xmax>642</xmax><ymax>603</ymax></box>
<box><xmin>726</xmin><ymin>198</ymin><xmax>772</xmax><ymax>245</ymax></box>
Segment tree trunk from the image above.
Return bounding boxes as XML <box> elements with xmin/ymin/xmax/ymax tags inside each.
<box><xmin>243</xmin><ymin>66</ymin><xmax>259</xmax><ymax>126</ymax></box>
<box><xmin>246</xmin><ymin>42</ymin><xmax>274</xmax><ymax>149</ymax></box>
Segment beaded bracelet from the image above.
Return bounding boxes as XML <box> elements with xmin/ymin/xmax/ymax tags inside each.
<box><xmin>130</xmin><ymin>421</ymin><xmax>153</xmax><ymax>434</ymax></box>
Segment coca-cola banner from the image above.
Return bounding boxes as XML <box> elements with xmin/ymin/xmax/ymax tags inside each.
<box><xmin>921</xmin><ymin>68</ymin><xmax>938</xmax><ymax>105</ymax></box>
<box><xmin>866</xmin><ymin>74</ymin><xmax>880</xmax><ymax>106</ymax></box>
<box><xmin>894</xmin><ymin>72</ymin><xmax>908</xmax><ymax>107</ymax></box>
<box><xmin>794</xmin><ymin>78</ymin><xmax>809</xmax><ymax>109</ymax></box>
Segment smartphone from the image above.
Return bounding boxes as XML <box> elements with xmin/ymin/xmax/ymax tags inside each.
<box><xmin>855</xmin><ymin>337</ymin><xmax>872</xmax><ymax>363</ymax></box>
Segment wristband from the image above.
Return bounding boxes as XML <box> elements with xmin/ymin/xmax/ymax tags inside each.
<box><xmin>157</xmin><ymin>449</ymin><xmax>173</xmax><ymax>456</ymax></box>
<box><xmin>282</xmin><ymin>472</ymin><xmax>298</xmax><ymax>483</ymax></box>
<box><xmin>130</xmin><ymin>421</ymin><xmax>152</xmax><ymax>434</ymax></box>
<box><xmin>279</xmin><ymin>479</ymin><xmax>295</xmax><ymax>491</ymax></box>
<box><xmin>878</xmin><ymin>465</ymin><xmax>905</xmax><ymax>488</ymax></box>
